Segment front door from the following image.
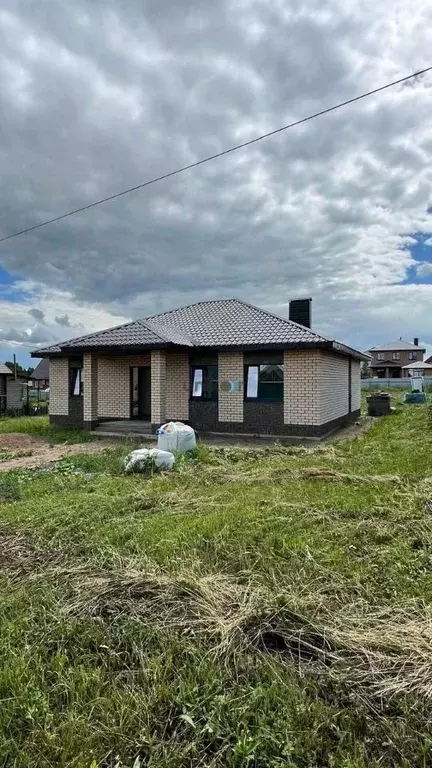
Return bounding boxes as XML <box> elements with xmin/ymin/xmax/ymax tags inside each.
<box><xmin>131</xmin><ymin>367</ymin><xmax>151</xmax><ymax>420</ymax></box>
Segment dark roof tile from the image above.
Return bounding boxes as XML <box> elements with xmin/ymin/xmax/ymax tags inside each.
<box><xmin>32</xmin><ymin>298</ymin><xmax>366</xmax><ymax>359</ymax></box>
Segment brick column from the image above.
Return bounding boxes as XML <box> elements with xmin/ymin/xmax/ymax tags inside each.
<box><xmin>83</xmin><ymin>353</ymin><xmax>98</xmax><ymax>427</ymax></box>
<box><xmin>151</xmin><ymin>350</ymin><xmax>167</xmax><ymax>424</ymax></box>
<box><xmin>49</xmin><ymin>358</ymin><xmax>69</xmax><ymax>416</ymax></box>
<box><xmin>166</xmin><ymin>352</ymin><xmax>189</xmax><ymax>420</ymax></box>
<box><xmin>218</xmin><ymin>352</ymin><xmax>244</xmax><ymax>422</ymax></box>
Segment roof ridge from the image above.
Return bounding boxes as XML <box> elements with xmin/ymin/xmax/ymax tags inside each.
<box><xmin>146</xmin><ymin>297</ymin><xmax>238</xmax><ymax>321</ymax></box>
<box><xmin>233</xmin><ymin>298</ymin><xmax>329</xmax><ymax>341</ymax></box>
<box><xmin>139</xmin><ymin>317</ymin><xmax>194</xmax><ymax>345</ymax></box>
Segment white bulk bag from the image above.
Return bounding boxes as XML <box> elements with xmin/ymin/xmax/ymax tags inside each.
<box><xmin>124</xmin><ymin>447</ymin><xmax>175</xmax><ymax>473</ymax></box>
<box><xmin>157</xmin><ymin>421</ymin><xmax>196</xmax><ymax>454</ymax></box>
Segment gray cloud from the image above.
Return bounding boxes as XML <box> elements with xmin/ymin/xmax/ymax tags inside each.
<box><xmin>0</xmin><ymin>0</ymin><xmax>431</xmax><ymax>355</ymax></box>
<box><xmin>28</xmin><ymin>308</ymin><xmax>45</xmax><ymax>322</ymax></box>
<box><xmin>55</xmin><ymin>314</ymin><xmax>71</xmax><ymax>327</ymax></box>
<box><xmin>0</xmin><ymin>326</ymin><xmax>52</xmax><ymax>345</ymax></box>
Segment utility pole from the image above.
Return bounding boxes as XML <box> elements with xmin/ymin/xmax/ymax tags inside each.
<box><xmin>13</xmin><ymin>353</ymin><xmax>17</xmax><ymax>380</ymax></box>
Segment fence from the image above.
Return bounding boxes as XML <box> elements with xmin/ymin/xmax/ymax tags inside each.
<box><xmin>0</xmin><ymin>381</ymin><xmax>50</xmax><ymax>419</ymax></box>
<box><xmin>361</xmin><ymin>378</ymin><xmax>410</xmax><ymax>389</ymax></box>
<box><xmin>361</xmin><ymin>378</ymin><xmax>432</xmax><ymax>390</ymax></box>
<box><xmin>0</xmin><ymin>402</ymin><xmax>49</xmax><ymax>418</ymax></box>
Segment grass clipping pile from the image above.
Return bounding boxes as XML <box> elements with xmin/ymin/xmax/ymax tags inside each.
<box><xmin>1</xmin><ymin>525</ymin><xmax>432</xmax><ymax>703</ymax></box>
<box><xmin>73</xmin><ymin>573</ymin><xmax>432</xmax><ymax>701</ymax></box>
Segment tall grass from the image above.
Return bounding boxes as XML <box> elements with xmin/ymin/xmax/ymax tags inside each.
<box><xmin>0</xmin><ymin>402</ymin><xmax>431</xmax><ymax>766</ymax></box>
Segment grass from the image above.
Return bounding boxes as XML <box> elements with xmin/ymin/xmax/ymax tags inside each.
<box><xmin>0</xmin><ymin>415</ymin><xmax>94</xmax><ymax>444</ymax></box>
<box><xmin>0</xmin><ymin>397</ymin><xmax>431</xmax><ymax>766</ymax></box>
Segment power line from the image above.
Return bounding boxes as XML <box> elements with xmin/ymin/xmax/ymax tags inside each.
<box><xmin>1</xmin><ymin>65</ymin><xmax>431</xmax><ymax>245</ymax></box>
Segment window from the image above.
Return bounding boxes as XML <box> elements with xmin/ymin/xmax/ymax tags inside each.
<box><xmin>392</xmin><ymin>352</ymin><xmax>400</xmax><ymax>360</ymax></box>
<box><xmin>409</xmin><ymin>351</ymin><xmax>417</xmax><ymax>360</ymax></box>
<box><xmin>377</xmin><ymin>352</ymin><xmax>384</xmax><ymax>361</ymax></box>
<box><xmin>245</xmin><ymin>364</ymin><xmax>284</xmax><ymax>401</ymax></box>
<box><xmin>69</xmin><ymin>366</ymin><xmax>83</xmax><ymax>396</ymax></box>
<box><xmin>191</xmin><ymin>365</ymin><xmax>218</xmax><ymax>400</ymax></box>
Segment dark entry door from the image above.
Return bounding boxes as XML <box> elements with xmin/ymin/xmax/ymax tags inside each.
<box><xmin>138</xmin><ymin>367</ymin><xmax>151</xmax><ymax>419</ymax></box>
<box><xmin>131</xmin><ymin>367</ymin><xmax>151</xmax><ymax>420</ymax></box>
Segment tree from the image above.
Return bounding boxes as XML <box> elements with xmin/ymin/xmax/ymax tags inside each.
<box><xmin>5</xmin><ymin>361</ymin><xmax>34</xmax><ymax>377</ymax></box>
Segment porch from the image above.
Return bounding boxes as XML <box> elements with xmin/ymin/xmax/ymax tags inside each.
<box><xmin>80</xmin><ymin>349</ymin><xmax>190</xmax><ymax>429</ymax></box>
<box><xmin>92</xmin><ymin>419</ymin><xmax>155</xmax><ymax>438</ymax></box>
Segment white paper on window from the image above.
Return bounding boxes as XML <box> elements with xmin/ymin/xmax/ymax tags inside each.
<box><xmin>73</xmin><ymin>370</ymin><xmax>81</xmax><ymax>395</ymax></box>
<box><xmin>192</xmin><ymin>368</ymin><xmax>203</xmax><ymax>396</ymax></box>
<box><xmin>246</xmin><ymin>366</ymin><xmax>259</xmax><ymax>398</ymax></box>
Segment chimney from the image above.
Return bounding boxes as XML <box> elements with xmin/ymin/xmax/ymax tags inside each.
<box><xmin>414</xmin><ymin>337</ymin><xmax>419</xmax><ymax>347</ymax></box>
<box><xmin>289</xmin><ymin>298</ymin><xmax>312</xmax><ymax>328</ymax></box>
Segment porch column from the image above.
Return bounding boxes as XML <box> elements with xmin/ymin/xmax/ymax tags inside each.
<box><xmin>151</xmin><ymin>350</ymin><xmax>166</xmax><ymax>425</ymax></box>
<box><xmin>83</xmin><ymin>353</ymin><xmax>98</xmax><ymax>427</ymax></box>
<box><xmin>218</xmin><ymin>352</ymin><xmax>243</xmax><ymax>422</ymax></box>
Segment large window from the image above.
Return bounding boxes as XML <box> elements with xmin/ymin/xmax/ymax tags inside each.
<box><xmin>191</xmin><ymin>365</ymin><xmax>218</xmax><ymax>400</ymax></box>
<box><xmin>377</xmin><ymin>352</ymin><xmax>384</xmax><ymax>361</ymax></box>
<box><xmin>69</xmin><ymin>366</ymin><xmax>83</xmax><ymax>396</ymax></box>
<box><xmin>245</xmin><ymin>364</ymin><xmax>284</xmax><ymax>401</ymax></box>
<box><xmin>392</xmin><ymin>352</ymin><xmax>400</xmax><ymax>360</ymax></box>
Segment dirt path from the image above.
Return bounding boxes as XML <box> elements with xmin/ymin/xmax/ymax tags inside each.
<box><xmin>0</xmin><ymin>434</ymin><xmax>114</xmax><ymax>472</ymax></box>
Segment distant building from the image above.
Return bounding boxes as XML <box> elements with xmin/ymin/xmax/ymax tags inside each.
<box><xmin>31</xmin><ymin>358</ymin><xmax>50</xmax><ymax>389</ymax></box>
<box><xmin>0</xmin><ymin>362</ymin><xmax>27</xmax><ymax>412</ymax></box>
<box><xmin>368</xmin><ymin>338</ymin><xmax>425</xmax><ymax>379</ymax></box>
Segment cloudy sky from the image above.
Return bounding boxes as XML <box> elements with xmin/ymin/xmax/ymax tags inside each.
<box><xmin>0</xmin><ymin>0</ymin><xmax>431</xmax><ymax>365</ymax></box>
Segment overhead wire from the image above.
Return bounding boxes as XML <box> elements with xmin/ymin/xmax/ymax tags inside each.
<box><xmin>0</xmin><ymin>66</ymin><xmax>431</xmax><ymax>244</ymax></box>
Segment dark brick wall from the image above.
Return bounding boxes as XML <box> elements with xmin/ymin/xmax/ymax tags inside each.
<box><xmin>189</xmin><ymin>401</ymin><xmax>218</xmax><ymax>432</ymax></box>
<box><xmin>189</xmin><ymin>400</ymin><xmax>360</xmax><ymax>438</ymax></box>
<box><xmin>50</xmin><ymin>396</ymin><xmax>84</xmax><ymax>429</ymax></box>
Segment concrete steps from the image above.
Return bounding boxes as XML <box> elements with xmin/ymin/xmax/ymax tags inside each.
<box><xmin>92</xmin><ymin>420</ymin><xmax>156</xmax><ymax>439</ymax></box>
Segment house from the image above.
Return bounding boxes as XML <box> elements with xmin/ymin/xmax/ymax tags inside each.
<box><xmin>402</xmin><ymin>361</ymin><xmax>432</xmax><ymax>377</ymax></box>
<box><xmin>368</xmin><ymin>338</ymin><xmax>425</xmax><ymax>379</ymax></box>
<box><xmin>31</xmin><ymin>358</ymin><xmax>50</xmax><ymax>389</ymax></box>
<box><xmin>31</xmin><ymin>298</ymin><xmax>367</xmax><ymax>438</ymax></box>
<box><xmin>0</xmin><ymin>362</ymin><xmax>26</xmax><ymax>412</ymax></box>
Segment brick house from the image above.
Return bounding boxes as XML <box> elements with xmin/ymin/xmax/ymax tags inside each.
<box><xmin>32</xmin><ymin>299</ymin><xmax>367</xmax><ymax>438</ymax></box>
<box><xmin>368</xmin><ymin>338</ymin><xmax>425</xmax><ymax>378</ymax></box>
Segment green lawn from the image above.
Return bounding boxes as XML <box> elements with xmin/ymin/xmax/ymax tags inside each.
<box><xmin>0</xmin><ymin>401</ymin><xmax>431</xmax><ymax>767</ymax></box>
<box><xmin>0</xmin><ymin>415</ymin><xmax>93</xmax><ymax>444</ymax></box>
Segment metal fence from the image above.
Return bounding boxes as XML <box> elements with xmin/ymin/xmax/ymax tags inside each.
<box><xmin>361</xmin><ymin>378</ymin><xmax>432</xmax><ymax>390</ymax></box>
<box><xmin>361</xmin><ymin>378</ymin><xmax>409</xmax><ymax>389</ymax></box>
<box><xmin>0</xmin><ymin>402</ymin><xmax>49</xmax><ymax>418</ymax></box>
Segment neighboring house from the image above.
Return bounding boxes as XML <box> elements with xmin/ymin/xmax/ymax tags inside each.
<box><xmin>32</xmin><ymin>298</ymin><xmax>367</xmax><ymax>438</ymax></box>
<box><xmin>402</xmin><ymin>361</ymin><xmax>432</xmax><ymax>378</ymax></box>
<box><xmin>368</xmin><ymin>338</ymin><xmax>425</xmax><ymax>378</ymax></box>
<box><xmin>0</xmin><ymin>362</ymin><xmax>26</xmax><ymax>412</ymax></box>
<box><xmin>31</xmin><ymin>358</ymin><xmax>50</xmax><ymax>389</ymax></box>
<box><xmin>425</xmin><ymin>355</ymin><xmax>432</xmax><ymax>365</ymax></box>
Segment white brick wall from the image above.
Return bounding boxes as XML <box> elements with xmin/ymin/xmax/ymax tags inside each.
<box><xmin>218</xmin><ymin>352</ymin><xmax>243</xmax><ymax>422</ymax></box>
<box><xmin>151</xmin><ymin>350</ymin><xmax>166</xmax><ymax>424</ymax></box>
<box><xmin>166</xmin><ymin>353</ymin><xmax>189</xmax><ymax>420</ymax></box>
<box><xmin>351</xmin><ymin>359</ymin><xmax>361</xmax><ymax>412</ymax></box>
<box><xmin>83</xmin><ymin>353</ymin><xmax>98</xmax><ymax>422</ymax></box>
<box><xmin>318</xmin><ymin>352</ymin><xmax>349</xmax><ymax>423</ymax></box>
<box><xmin>283</xmin><ymin>350</ymin><xmax>321</xmax><ymax>425</ymax></box>
<box><xmin>49</xmin><ymin>358</ymin><xmax>69</xmax><ymax>415</ymax></box>
<box><xmin>283</xmin><ymin>350</ymin><xmax>355</xmax><ymax>426</ymax></box>
<box><xmin>97</xmin><ymin>354</ymin><xmax>150</xmax><ymax>419</ymax></box>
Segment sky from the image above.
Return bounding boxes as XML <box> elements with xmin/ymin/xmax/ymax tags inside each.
<box><xmin>0</xmin><ymin>0</ymin><xmax>431</xmax><ymax>366</ymax></box>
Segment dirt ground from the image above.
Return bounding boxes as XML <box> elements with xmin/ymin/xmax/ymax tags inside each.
<box><xmin>0</xmin><ymin>433</ymin><xmax>115</xmax><ymax>472</ymax></box>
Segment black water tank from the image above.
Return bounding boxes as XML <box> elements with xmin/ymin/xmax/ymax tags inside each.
<box><xmin>367</xmin><ymin>393</ymin><xmax>391</xmax><ymax>417</ymax></box>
